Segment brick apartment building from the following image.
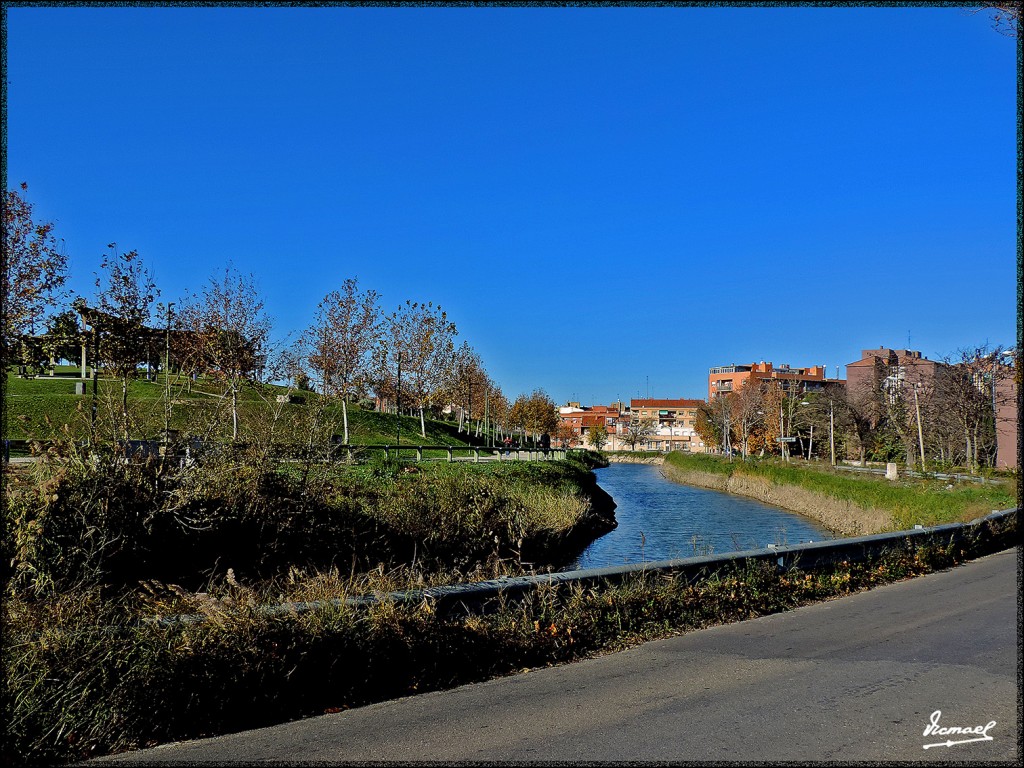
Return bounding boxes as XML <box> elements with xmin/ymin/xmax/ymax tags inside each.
<box><xmin>845</xmin><ymin>346</ymin><xmax>1017</xmax><ymax>471</ymax></box>
<box><xmin>994</xmin><ymin>367</ymin><xmax>1018</xmax><ymax>470</ymax></box>
<box><xmin>558</xmin><ymin>402</ymin><xmax>625</xmax><ymax>447</ymax></box>
<box><xmin>708</xmin><ymin>361</ymin><xmax>844</xmax><ymax>401</ymax></box>
<box><xmin>845</xmin><ymin>347</ymin><xmax>944</xmax><ymax>404</ymax></box>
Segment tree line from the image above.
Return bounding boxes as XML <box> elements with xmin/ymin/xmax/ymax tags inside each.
<box><xmin>691</xmin><ymin>349</ymin><xmax>1017</xmax><ymax>474</ymax></box>
<box><xmin>3</xmin><ymin>183</ymin><xmax>561</xmax><ymax>445</ymax></box>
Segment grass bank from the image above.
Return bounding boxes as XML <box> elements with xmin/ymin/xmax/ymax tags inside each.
<box><xmin>662</xmin><ymin>452</ymin><xmax>1017</xmax><ymax>534</ymax></box>
<box><xmin>3</xmin><ymin>446</ymin><xmax>614</xmax><ymax>595</ymax></box>
<box><xmin>3</xmin><ymin>535</ymin><xmax>995</xmax><ymax>765</ymax></box>
<box><xmin>3</xmin><ymin>372</ymin><xmax>478</xmax><ymax>448</ymax></box>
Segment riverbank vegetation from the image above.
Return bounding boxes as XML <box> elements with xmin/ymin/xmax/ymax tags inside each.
<box><xmin>2</xmin><ymin>439</ymin><xmax>611</xmax><ymax>764</ymax></box>
<box><xmin>662</xmin><ymin>452</ymin><xmax>1016</xmax><ymax>532</ymax></box>
<box><xmin>5</xmin><ymin>531</ymin><xmax>1000</xmax><ymax>765</ymax></box>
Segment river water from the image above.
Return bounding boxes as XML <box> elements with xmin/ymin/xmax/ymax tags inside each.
<box><xmin>568</xmin><ymin>463</ymin><xmax>835</xmax><ymax>570</ymax></box>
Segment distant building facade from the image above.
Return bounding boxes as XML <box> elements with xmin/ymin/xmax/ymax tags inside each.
<box><xmin>558</xmin><ymin>402</ymin><xmax>625</xmax><ymax>447</ymax></box>
<box><xmin>708</xmin><ymin>361</ymin><xmax>844</xmax><ymax>401</ymax></box>
<box><xmin>994</xmin><ymin>363</ymin><xmax>1018</xmax><ymax>471</ymax></box>
<box><xmin>626</xmin><ymin>398</ymin><xmax>706</xmax><ymax>453</ymax></box>
<box><xmin>845</xmin><ymin>347</ymin><xmax>943</xmax><ymax>405</ymax></box>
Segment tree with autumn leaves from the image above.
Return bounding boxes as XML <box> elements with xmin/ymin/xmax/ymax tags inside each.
<box><xmin>508</xmin><ymin>389</ymin><xmax>558</xmax><ymax>444</ymax></box>
<box><xmin>178</xmin><ymin>266</ymin><xmax>271</xmax><ymax>442</ymax></box>
<box><xmin>305</xmin><ymin>278</ymin><xmax>381</xmax><ymax>445</ymax></box>
<box><xmin>377</xmin><ymin>301</ymin><xmax>458</xmax><ymax>440</ymax></box>
<box><xmin>2</xmin><ymin>183</ymin><xmax>69</xmax><ymax>370</ymax></box>
<box><xmin>91</xmin><ymin>245</ymin><xmax>160</xmax><ymax>440</ymax></box>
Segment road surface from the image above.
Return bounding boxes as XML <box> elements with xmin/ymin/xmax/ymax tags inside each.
<box><xmin>95</xmin><ymin>547</ymin><xmax>1019</xmax><ymax>763</ymax></box>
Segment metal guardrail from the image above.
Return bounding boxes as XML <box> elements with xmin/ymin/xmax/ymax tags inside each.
<box><xmin>832</xmin><ymin>463</ymin><xmax>1003</xmax><ymax>484</ymax></box>
<box><xmin>155</xmin><ymin>507</ymin><xmax>1018</xmax><ymax>627</ymax></box>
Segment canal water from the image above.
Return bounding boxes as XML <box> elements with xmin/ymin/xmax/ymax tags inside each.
<box><xmin>568</xmin><ymin>463</ymin><xmax>835</xmax><ymax>570</ymax></box>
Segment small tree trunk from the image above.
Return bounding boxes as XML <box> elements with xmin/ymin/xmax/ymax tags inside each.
<box><xmin>122</xmin><ymin>376</ymin><xmax>130</xmax><ymax>440</ymax></box>
<box><xmin>232</xmin><ymin>385</ymin><xmax>239</xmax><ymax>441</ymax></box>
<box><xmin>342</xmin><ymin>398</ymin><xmax>350</xmax><ymax>445</ymax></box>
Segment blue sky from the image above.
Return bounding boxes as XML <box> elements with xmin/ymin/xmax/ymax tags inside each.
<box><xmin>5</xmin><ymin>5</ymin><xmax>1018</xmax><ymax>404</ymax></box>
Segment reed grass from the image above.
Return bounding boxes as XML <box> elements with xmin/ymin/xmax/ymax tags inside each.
<box><xmin>4</xmin><ymin>536</ymin><xmax>982</xmax><ymax>766</ymax></box>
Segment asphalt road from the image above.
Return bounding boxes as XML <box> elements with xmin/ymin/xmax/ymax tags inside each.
<box><xmin>96</xmin><ymin>548</ymin><xmax>1019</xmax><ymax>763</ymax></box>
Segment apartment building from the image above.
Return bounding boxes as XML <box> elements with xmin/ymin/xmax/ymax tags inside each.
<box><xmin>708</xmin><ymin>361</ymin><xmax>843</xmax><ymax>401</ymax></box>
<box><xmin>845</xmin><ymin>347</ymin><xmax>943</xmax><ymax>404</ymax></box>
<box><xmin>558</xmin><ymin>402</ymin><xmax>625</xmax><ymax>446</ymax></box>
<box><xmin>994</xmin><ymin>367</ymin><xmax>1018</xmax><ymax>470</ymax></box>
<box><xmin>625</xmin><ymin>398</ymin><xmax>706</xmax><ymax>453</ymax></box>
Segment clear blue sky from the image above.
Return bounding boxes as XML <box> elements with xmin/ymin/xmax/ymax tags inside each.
<box><xmin>5</xmin><ymin>5</ymin><xmax>1018</xmax><ymax>405</ymax></box>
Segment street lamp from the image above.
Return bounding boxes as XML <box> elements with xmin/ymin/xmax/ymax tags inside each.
<box><xmin>829</xmin><ymin>398</ymin><xmax>835</xmax><ymax>467</ymax></box>
<box><xmin>780</xmin><ymin>403</ymin><xmax>787</xmax><ymax>462</ymax></box>
<box><xmin>396</xmin><ymin>352</ymin><xmax>402</xmax><ymax>447</ymax></box>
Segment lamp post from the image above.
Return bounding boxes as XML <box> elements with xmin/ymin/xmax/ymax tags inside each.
<box><xmin>780</xmin><ymin>403</ymin><xmax>787</xmax><ymax>462</ymax></box>
<box><xmin>396</xmin><ymin>352</ymin><xmax>402</xmax><ymax>447</ymax></box>
<box><xmin>829</xmin><ymin>398</ymin><xmax>835</xmax><ymax>467</ymax></box>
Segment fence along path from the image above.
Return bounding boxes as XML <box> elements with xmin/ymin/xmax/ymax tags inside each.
<box><xmin>1</xmin><ymin>438</ymin><xmax>570</xmax><ymax>464</ymax></box>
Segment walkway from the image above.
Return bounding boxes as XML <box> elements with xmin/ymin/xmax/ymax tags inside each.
<box><xmin>94</xmin><ymin>548</ymin><xmax>1018</xmax><ymax>763</ymax></box>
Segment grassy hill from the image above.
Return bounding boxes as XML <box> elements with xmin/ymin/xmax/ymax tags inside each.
<box><xmin>3</xmin><ymin>370</ymin><xmax>482</xmax><ymax>448</ymax></box>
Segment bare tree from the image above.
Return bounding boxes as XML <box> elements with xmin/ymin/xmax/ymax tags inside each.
<box><xmin>731</xmin><ymin>382</ymin><xmax>765</xmax><ymax>459</ymax></box>
<box><xmin>378</xmin><ymin>301</ymin><xmax>457</xmax><ymax>439</ymax></box>
<box><xmin>179</xmin><ymin>266</ymin><xmax>271</xmax><ymax>441</ymax></box>
<box><xmin>620</xmin><ymin>417</ymin><xmax>657</xmax><ymax>451</ymax></box>
<box><xmin>967</xmin><ymin>4</ymin><xmax>1020</xmax><ymax>36</ymax></box>
<box><xmin>935</xmin><ymin>345</ymin><xmax>1010</xmax><ymax>472</ymax></box>
<box><xmin>445</xmin><ymin>342</ymin><xmax>491</xmax><ymax>436</ymax></box>
<box><xmin>306</xmin><ymin>278</ymin><xmax>381</xmax><ymax>445</ymax></box>
<box><xmin>92</xmin><ymin>246</ymin><xmax>159</xmax><ymax>439</ymax></box>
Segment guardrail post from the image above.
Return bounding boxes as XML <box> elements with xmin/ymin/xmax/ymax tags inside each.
<box><xmin>415</xmin><ymin>447</ymin><xmax>422</xmax><ymax>461</ymax></box>
<box><xmin>473</xmin><ymin>448</ymin><xmax>480</xmax><ymax>463</ymax></box>
<box><xmin>383</xmin><ymin>445</ymin><xmax>389</xmax><ymax>459</ymax></box>
<box><xmin>447</xmin><ymin>446</ymin><xmax>453</xmax><ymax>462</ymax></box>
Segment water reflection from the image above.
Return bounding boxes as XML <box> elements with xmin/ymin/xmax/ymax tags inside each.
<box><xmin>568</xmin><ymin>463</ymin><xmax>834</xmax><ymax>570</ymax></box>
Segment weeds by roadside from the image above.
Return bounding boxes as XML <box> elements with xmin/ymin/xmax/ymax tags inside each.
<box><xmin>3</xmin><ymin>536</ymin><xmax>984</xmax><ymax>766</ymax></box>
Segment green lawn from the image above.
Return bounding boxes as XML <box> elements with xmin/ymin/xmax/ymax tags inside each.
<box><xmin>3</xmin><ymin>372</ymin><xmax>480</xmax><ymax>448</ymax></box>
